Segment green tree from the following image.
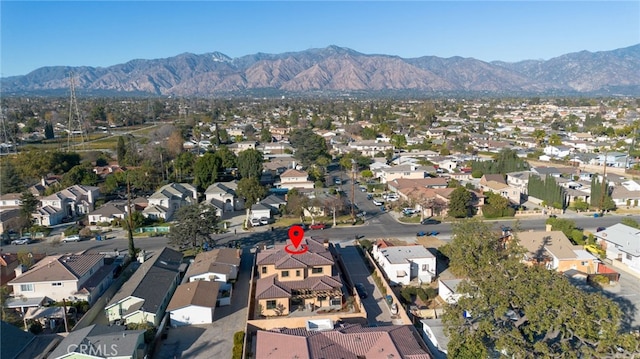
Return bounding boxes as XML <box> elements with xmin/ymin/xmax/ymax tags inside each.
<box><xmin>390</xmin><ymin>134</ymin><xmax>407</xmax><ymax>149</ymax></box>
<box><xmin>0</xmin><ymin>161</ymin><xmax>24</xmax><ymax>194</ymax></box>
<box><xmin>168</xmin><ymin>203</ymin><xmax>221</xmax><ymax>249</ymax></box>
<box><xmin>441</xmin><ymin>219</ymin><xmax>640</xmax><ymax>357</ymax></box>
<box><xmin>448</xmin><ymin>187</ymin><xmax>473</xmax><ymax>218</ymax></box>
<box><xmin>260</xmin><ymin>128</ymin><xmax>272</xmax><ymax>143</ymax></box>
<box><xmin>237</xmin><ymin>148</ymin><xmax>264</xmax><ymax>179</ymax></box>
<box><xmin>213</xmin><ymin>145</ymin><xmax>237</xmax><ymax>169</ymax></box>
<box><xmin>289</xmin><ymin>129</ymin><xmax>329</xmax><ymax>167</ymax></box>
<box><xmin>20</xmin><ymin>191</ymin><xmax>39</xmax><ymax>231</ymax></box>
<box><xmin>193</xmin><ymin>153</ymin><xmax>222</xmax><ymax>191</ymax></box>
<box><xmin>572</xmin><ymin>198</ymin><xmax>589</xmax><ymax>212</ymax></box>
<box><xmin>117</xmin><ymin>136</ymin><xmax>126</xmax><ymax>165</ymax></box>
<box><xmin>121</xmin><ymin>211</ymin><xmax>146</xmax><ymax>231</ymax></box>
<box><xmin>174</xmin><ymin>151</ymin><xmax>196</xmax><ymax>181</ymax></box>
<box><xmin>44</xmin><ymin>122</ymin><xmax>55</xmax><ymax>139</ymax></box>
<box><xmin>61</xmin><ymin>165</ymin><xmax>99</xmax><ymax>187</ymax></box>
<box><xmin>482</xmin><ymin>192</ymin><xmax>513</xmax><ymax>219</ymax></box>
<box><xmin>236</xmin><ymin>177</ymin><xmax>267</xmax><ymax>228</ymax></box>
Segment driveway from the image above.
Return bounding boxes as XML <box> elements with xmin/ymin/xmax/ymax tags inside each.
<box><xmin>336</xmin><ymin>244</ymin><xmax>399</xmax><ymax>325</ymax></box>
<box><xmin>153</xmin><ymin>248</ymin><xmax>254</xmax><ymax>359</ymax></box>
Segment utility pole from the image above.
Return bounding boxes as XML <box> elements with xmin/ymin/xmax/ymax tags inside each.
<box><xmin>599</xmin><ymin>150</ymin><xmax>608</xmax><ymax>215</ymax></box>
<box><xmin>351</xmin><ymin>159</ymin><xmax>357</xmax><ymax>221</ymax></box>
<box><xmin>127</xmin><ymin>175</ymin><xmax>137</xmax><ymax>260</ymax></box>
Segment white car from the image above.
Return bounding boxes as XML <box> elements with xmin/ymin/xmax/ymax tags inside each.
<box><xmin>250</xmin><ymin>218</ymin><xmax>262</xmax><ymax>227</ymax></box>
<box><xmin>372</xmin><ymin>199</ymin><xmax>384</xmax><ymax>206</ymax></box>
<box><xmin>62</xmin><ymin>235</ymin><xmax>81</xmax><ymax>243</ymax></box>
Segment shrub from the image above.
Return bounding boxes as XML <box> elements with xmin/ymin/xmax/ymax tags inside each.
<box><xmin>359</xmin><ymin>239</ymin><xmax>373</xmax><ymax>253</ymax></box>
<box><xmin>233</xmin><ymin>331</ymin><xmax>245</xmax><ymax>345</ymax></box>
<box><xmin>29</xmin><ymin>321</ymin><xmax>43</xmax><ymax>334</ymax></box>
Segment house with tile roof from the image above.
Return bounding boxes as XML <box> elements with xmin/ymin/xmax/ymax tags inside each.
<box><xmin>8</xmin><ymin>253</ymin><xmax>114</xmax><ymax>305</ymax></box>
<box><xmin>255</xmin><ymin>323</ymin><xmax>432</xmax><ymax>359</ymax></box>
<box><xmin>47</xmin><ymin>324</ymin><xmax>145</xmax><ymax>359</ymax></box>
<box><xmin>167</xmin><ymin>280</ymin><xmax>221</xmax><ymax>326</ymax></box>
<box><xmin>0</xmin><ymin>252</ymin><xmax>46</xmax><ymax>290</ymax></box>
<box><xmin>255</xmin><ymin>237</ymin><xmax>343</xmax><ymax>317</ymax></box>
<box><xmin>143</xmin><ymin>183</ymin><xmax>197</xmax><ymax>221</ymax></box>
<box><xmin>87</xmin><ymin>203</ymin><xmax>127</xmax><ymax>224</ymax></box>
<box><xmin>516</xmin><ymin>230</ymin><xmax>598</xmax><ymax>273</ymax></box>
<box><xmin>105</xmin><ymin>247</ymin><xmax>183</xmax><ymax>326</ymax></box>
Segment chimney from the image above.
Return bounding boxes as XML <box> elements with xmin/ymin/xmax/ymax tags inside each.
<box><xmin>14</xmin><ymin>264</ymin><xmax>26</xmax><ymax>277</ymax></box>
<box><xmin>545</xmin><ymin>224</ymin><xmax>552</xmax><ymax>232</ymax></box>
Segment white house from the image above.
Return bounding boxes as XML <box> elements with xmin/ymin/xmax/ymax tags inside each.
<box><xmin>144</xmin><ymin>183</ymin><xmax>197</xmax><ymax>221</ymax></box>
<box><xmin>543</xmin><ymin>145</ymin><xmax>572</xmax><ymax>158</ymax></box>
<box><xmin>87</xmin><ymin>203</ymin><xmax>127</xmax><ymax>224</ymax></box>
<box><xmin>438</xmin><ymin>278</ymin><xmax>465</xmax><ymax>304</ymax></box>
<box><xmin>205</xmin><ymin>181</ymin><xmax>244</xmax><ymax>214</ymax></box>
<box><xmin>278</xmin><ymin>169</ymin><xmax>314</xmax><ymax>190</ymax></box>
<box><xmin>420</xmin><ymin>319</ymin><xmax>448</xmax><ymax>359</ymax></box>
<box><xmin>167</xmin><ymin>280</ymin><xmax>220</xmax><ymax>326</ymax></box>
<box><xmin>594</xmin><ymin>223</ymin><xmax>640</xmax><ymax>274</ymax></box>
<box><xmin>372</xmin><ymin>241</ymin><xmax>436</xmax><ymax>285</ymax></box>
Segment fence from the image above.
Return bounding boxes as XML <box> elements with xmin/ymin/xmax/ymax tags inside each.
<box><xmin>136</xmin><ymin>226</ymin><xmax>170</xmax><ymax>233</ymax></box>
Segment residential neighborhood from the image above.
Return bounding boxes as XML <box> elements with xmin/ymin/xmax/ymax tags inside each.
<box><xmin>2</xmin><ymin>96</ymin><xmax>640</xmax><ymax>358</ymax></box>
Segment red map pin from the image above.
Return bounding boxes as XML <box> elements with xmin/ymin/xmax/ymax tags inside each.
<box><xmin>285</xmin><ymin>225</ymin><xmax>308</xmax><ymax>254</ymax></box>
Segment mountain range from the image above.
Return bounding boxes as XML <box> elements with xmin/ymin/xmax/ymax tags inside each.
<box><xmin>2</xmin><ymin>44</ymin><xmax>639</xmax><ymax>97</ymax></box>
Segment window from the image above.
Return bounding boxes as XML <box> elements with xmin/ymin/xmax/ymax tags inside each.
<box><xmin>266</xmin><ymin>300</ymin><xmax>277</xmax><ymax>310</ymax></box>
<box><xmin>312</xmin><ymin>267</ymin><xmax>323</xmax><ymax>274</ymax></box>
<box><xmin>627</xmin><ymin>253</ymin><xmax>633</xmax><ymax>261</ymax></box>
<box><xmin>581</xmin><ymin>261</ymin><xmax>588</xmax><ymax>266</ymax></box>
<box><xmin>52</xmin><ymin>282</ymin><xmax>62</xmax><ymax>287</ymax></box>
<box><xmin>281</xmin><ymin>270</ymin><xmax>289</xmax><ymax>277</ymax></box>
<box><xmin>296</xmin><ymin>270</ymin><xmax>301</xmax><ymax>277</ymax></box>
<box><xmin>20</xmin><ymin>284</ymin><xmax>34</xmax><ymax>292</ymax></box>
<box><xmin>422</xmin><ymin>264</ymin><xmax>429</xmax><ymax>271</ymax></box>
<box><xmin>261</xmin><ymin>266</ymin><xmax>267</xmax><ymax>274</ymax></box>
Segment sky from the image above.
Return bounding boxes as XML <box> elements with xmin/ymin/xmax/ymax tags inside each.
<box><xmin>1</xmin><ymin>1</ymin><xmax>639</xmax><ymax>77</ymax></box>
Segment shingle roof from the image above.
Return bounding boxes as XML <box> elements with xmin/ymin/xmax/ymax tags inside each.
<box><xmin>185</xmin><ymin>248</ymin><xmax>240</xmax><ymax>279</ymax></box>
<box><xmin>517</xmin><ymin>231</ymin><xmax>577</xmax><ymax>260</ymax></box>
<box><xmin>167</xmin><ymin>280</ymin><xmax>220</xmax><ymax>311</ymax></box>
<box><xmin>48</xmin><ymin>324</ymin><xmax>144</xmax><ymax>359</ymax></box>
<box><xmin>9</xmin><ymin>254</ymin><xmax>104</xmax><ymax>284</ymax></box>
<box><xmin>107</xmin><ymin>247</ymin><xmax>183</xmax><ymax>313</ymax></box>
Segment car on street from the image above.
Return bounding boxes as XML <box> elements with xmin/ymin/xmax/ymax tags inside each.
<box><xmin>355</xmin><ymin>283</ymin><xmax>368</xmax><ymax>299</ymax></box>
<box><xmin>372</xmin><ymin>199</ymin><xmax>384</xmax><ymax>206</ymax></box>
<box><xmin>596</xmin><ymin>226</ymin><xmax>606</xmax><ymax>232</ymax></box>
<box><xmin>291</xmin><ymin>223</ymin><xmax>308</xmax><ymax>230</ymax></box>
<box><xmin>310</xmin><ymin>223</ymin><xmax>326</xmax><ymax>230</ymax></box>
<box><xmin>421</xmin><ymin>218</ymin><xmax>441</xmax><ymax>225</ymax></box>
<box><xmin>366</xmin><ymin>194</ymin><xmax>373</xmax><ymax>200</ymax></box>
<box><xmin>62</xmin><ymin>235</ymin><xmax>81</xmax><ymax>243</ymax></box>
<box><xmin>11</xmin><ymin>237</ymin><xmax>32</xmax><ymax>245</ymax></box>
<box><xmin>417</xmin><ymin>231</ymin><xmax>439</xmax><ymax>237</ymax></box>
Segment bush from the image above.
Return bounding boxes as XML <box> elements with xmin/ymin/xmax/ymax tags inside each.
<box><xmin>233</xmin><ymin>331</ymin><xmax>245</xmax><ymax>345</ymax></box>
<box><xmin>29</xmin><ymin>321</ymin><xmax>43</xmax><ymax>334</ymax></box>
<box><xmin>471</xmin><ymin>170</ymin><xmax>483</xmax><ymax>178</ymax></box>
<box><xmin>232</xmin><ymin>344</ymin><xmax>243</xmax><ymax>359</ymax></box>
<box><xmin>359</xmin><ymin>239</ymin><xmax>373</xmax><ymax>253</ymax></box>
<box><xmin>64</xmin><ymin>226</ymin><xmax>80</xmax><ymax>236</ymax></box>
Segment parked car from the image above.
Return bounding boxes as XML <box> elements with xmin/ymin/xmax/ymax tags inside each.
<box><xmin>250</xmin><ymin>218</ymin><xmax>262</xmax><ymax>226</ymax></box>
<box><xmin>417</xmin><ymin>230</ymin><xmax>439</xmax><ymax>237</ymax></box>
<box><xmin>291</xmin><ymin>223</ymin><xmax>308</xmax><ymax>230</ymax></box>
<box><xmin>11</xmin><ymin>237</ymin><xmax>32</xmax><ymax>245</ymax></box>
<box><xmin>596</xmin><ymin>226</ymin><xmax>606</xmax><ymax>232</ymax></box>
<box><xmin>62</xmin><ymin>235</ymin><xmax>81</xmax><ymax>243</ymax></box>
<box><xmin>421</xmin><ymin>218</ymin><xmax>441</xmax><ymax>225</ymax></box>
<box><xmin>403</xmin><ymin>208</ymin><xmax>417</xmax><ymax>216</ymax></box>
<box><xmin>366</xmin><ymin>194</ymin><xmax>373</xmax><ymax>200</ymax></box>
<box><xmin>310</xmin><ymin>223</ymin><xmax>326</xmax><ymax>230</ymax></box>
<box><xmin>355</xmin><ymin>283</ymin><xmax>368</xmax><ymax>299</ymax></box>
<box><xmin>260</xmin><ymin>217</ymin><xmax>274</xmax><ymax>225</ymax></box>
<box><xmin>372</xmin><ymin>199</ymin><xmax>384</xmax><ymax>206</ymax></box>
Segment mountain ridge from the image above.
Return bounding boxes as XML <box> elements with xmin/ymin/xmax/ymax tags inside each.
<box><xmin>2</xmin><ymin>44</ymin><xmax>639</xmax><ymax>96</ymax></box>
